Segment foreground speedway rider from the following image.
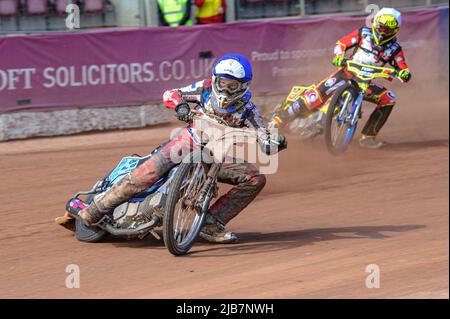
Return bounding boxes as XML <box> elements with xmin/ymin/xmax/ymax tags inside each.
<box><xmin>59</xmin><ymin>54</ymin><xmax>287</xmax><ymax>244</ymax></box>
<box><xmin>270</xmin><ymin>7</ymin><xmax>412</xmax><ymax>149</ymax></box>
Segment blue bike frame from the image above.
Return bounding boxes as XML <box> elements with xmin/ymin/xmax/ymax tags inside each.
<box><xmin>335</xmin><ymin>90</ymin><xmax>364</xmax><ymax>146</ymax></box>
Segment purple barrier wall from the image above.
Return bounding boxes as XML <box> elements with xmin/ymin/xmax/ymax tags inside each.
<box><xmin>0</xmin><ymin>8</ymin><xmax>443</xmax><ymax>114</ymax></box>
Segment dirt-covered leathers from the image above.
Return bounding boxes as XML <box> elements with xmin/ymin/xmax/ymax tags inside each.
<box><xmin>274</xmin><ymin>16</ymin><xmax>411</xmax><ymax>144</ymax></box>
<box><xmin>79</xmin><ymin>78</ymin><xmax>286</xmax><ymax>230</ymax></box>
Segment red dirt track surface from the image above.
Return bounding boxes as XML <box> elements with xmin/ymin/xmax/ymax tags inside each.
<box><xmin>0</xmin><ymin>84</ymin><xmax>448</xmax><ymax>298</ymax></box>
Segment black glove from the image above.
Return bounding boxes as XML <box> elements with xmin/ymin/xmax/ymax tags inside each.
<box><xmin>175</xmin><ymin>103</ymin><xmax>194</xmax><ymax>123</ymax></box>
<box><xmin>259</xmin><ymin>132</ymin><xmax>288</xmax><ymax>155</ymax></box>
<box><xmin>274</xmin><ymin>134</ymin><xmax>288</xmax><ymax>151</ymax></box>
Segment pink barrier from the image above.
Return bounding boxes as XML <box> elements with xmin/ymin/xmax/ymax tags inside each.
<box><xmin>0</xmin><ymin>8</ymin><xmax>443</xmax><ymax>114</ymax></box>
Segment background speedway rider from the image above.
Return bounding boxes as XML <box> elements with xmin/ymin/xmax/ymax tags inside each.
<box><xmin>58</xmin><ymin>54</ymin><xmax>287</xmax><ymax>244</ymax></box>
<box><xmin>270</xmin><ymin>7</ymin><xmax>412</xmax><ymax>149</ymax></box>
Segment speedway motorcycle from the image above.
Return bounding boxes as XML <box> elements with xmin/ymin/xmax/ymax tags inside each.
<box><xmin>268</xmin><ymin>60</ymin><xmax>402</xmax><ymax>153</ymax></box>
<box><xmin>66</xmin><ymin>108</ymin><xmax>274</xmax><ymax>256</ymax></box>
<box><xmin>324</xmin><ymin>59</ymin><xmax>402</xmax><ymax>155</ymax></box>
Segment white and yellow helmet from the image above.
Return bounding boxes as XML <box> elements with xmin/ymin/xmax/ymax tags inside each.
<box><xmin>372</xmin><ymin>8</ymin><xmax>402</xmax><ymax>45</ymax></box>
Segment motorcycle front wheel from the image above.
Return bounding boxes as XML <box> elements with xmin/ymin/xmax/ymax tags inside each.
<box><xmin>324</xmin><ymin>83</ymin><xmax>358</xmax><ymax>155</ymax></box>
<box><xmin>163</xmin><ymin>152</ymin><xmax>210</xmax><ymax>256</ymax></box>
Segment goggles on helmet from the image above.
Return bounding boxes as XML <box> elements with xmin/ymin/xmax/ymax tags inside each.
<box><xmin>214</xmin><ymin>76</ymin><xmax>248</xmax><ymax>95</ymax></box>
<box><xmin>375</xmin><ymin>23</ymin><xmax>397</xmax><ymax>36</ymax></box>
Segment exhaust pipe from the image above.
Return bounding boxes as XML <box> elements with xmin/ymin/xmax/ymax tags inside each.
<box><xmin>97</xmin><ymin>216</ymin><xmax>160</xmax><ymax>237</ymax></box>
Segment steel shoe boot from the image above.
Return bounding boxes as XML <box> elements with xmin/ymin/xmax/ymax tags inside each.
<box><xmin>199</xmin><ymin>216</ymin><xmax>237</xmax><ymax>244</ymax></box>
<box><xmin>359</xmin><ymin>134</ymin><xmax>386</xmax><ymax>149</ymax></box>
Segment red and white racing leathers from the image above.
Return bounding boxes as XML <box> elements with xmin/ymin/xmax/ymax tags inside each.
<box><xmin>81</xmin><ymin>78</ymin><xmax>277</xmax><ymax>226</ymax></box>
<box><xmin>284</xmin><ymin>27</ymin><xmax>411</xmax><ymax>137</ymax></box>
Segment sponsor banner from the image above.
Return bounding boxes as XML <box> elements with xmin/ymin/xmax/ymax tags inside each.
<box><xmin>0</xmin><ymin>8</ymin><xmax>444</xmax><ymax>114</ymax></box>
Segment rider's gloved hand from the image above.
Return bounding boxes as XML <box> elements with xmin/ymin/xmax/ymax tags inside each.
<box><xmin>398</xmin><ymin>69</ymin><xmax>411</xmax><ymax>82</ymax></box>
<box><xmin>175</xmin><ymin>103</ymin><xmax>194</xmax><ymax>123</ymax></box>
<box><xmin>274</xmin><ymin>134</ymin><xmax>288</xmax><ymax>151</ymax></box>
<box><xmin>259</xmin><ymin>131</ymin><xmax>288</xmax><ymax>155</ymax></box>
<box><xmin>332</xmin><ymin>55</ymin><xmax>345</xmax><ymax>67</ymax></box>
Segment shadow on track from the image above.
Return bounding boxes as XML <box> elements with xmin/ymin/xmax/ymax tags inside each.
<box><xmin>186</xmin><ymin>224</ymin><xmax>426</xmax><ymax>257</ymax></box>
<box><xmin>100</xmin><ymin>225</ymin><xmax>425</xmax><ymax>256</ymax></box>
<box><xmin>383</xmin><ymin>140</ymin><xmax>449</xmax><ymax>150</ymax></box>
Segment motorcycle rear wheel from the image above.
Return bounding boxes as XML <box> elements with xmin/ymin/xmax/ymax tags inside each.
<box><xmin>75</xmin><ymin>194</ymin><xmax>107</xmax><ymax>243</ymax></box>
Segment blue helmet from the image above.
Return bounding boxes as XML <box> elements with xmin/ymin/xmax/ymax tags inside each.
<box><xmin>211</xmin><ymin>54</ymin><xmax>253</xmax><ymax>113</ymax></box>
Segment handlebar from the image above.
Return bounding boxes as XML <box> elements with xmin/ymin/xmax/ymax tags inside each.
<box><xmin>341</xmin><ymin>58</ymin><xmax>401</xmax><ymax>82</ymax></box>
<box><xmin>189</xmin><ymin>109</ymin><xmax>260</xmax><ymax>141</ymax></box>
<box><xmin>190</xmin><ymin>109</ymin><xmax>230</xmax><ymax>127</ymax></box>
<box><xmin>188</xmin><ymin>108</ymin><xmax>281</xmax><ymax>147</ymax></box>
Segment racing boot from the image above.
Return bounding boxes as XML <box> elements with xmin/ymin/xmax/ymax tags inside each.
<box><xmin>360</xmin><ymin>106</ymin><xmax>394</xmax><ymax>149</ymax></box>
<box><xmin>199</xmin><ymin>215</ymin><xmax>238</xmax><ymax>244</ymax></box>
<box><xmin>76</xmin><ymin>173</ymin><xmax>146</xmax><ymax>226</ymax></box>
<box><xmin>60</xmin><ymin>197</ymin><xmax>89</xmax><ymax>230</ymax></box>
<box><xmin>359</xmin><ymin>134</ymin><xmax>386</xmax><ymax>149</ymax></box>
<box><xmin>268</xmin><ymin>114</ymin><xmax>284</xmax><ymax>129</ymax></box>
<box><xmin>269</xmin><ymin>95</ymin><xmax>313</xmax><ymax>129</ymax></box>
<box><xmin>55</xmin><ymin>211</ymin><xmax>76</xmax><ymax>232</ymax></box>
<box><xmin>55</xmin><ymin>198</ymin><xmax>89</xmax><ymax>231</ymax></box>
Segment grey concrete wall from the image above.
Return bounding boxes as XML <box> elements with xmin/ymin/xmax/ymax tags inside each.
<box><xmin>0</xmin><ymin>93</ymin><xmax>286</xmax><ymax>142</ymax></box>
<box><xmin>0</xmin><ymin>104</ymin><xmax>173</xmax><ymax>141</ymax></box>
